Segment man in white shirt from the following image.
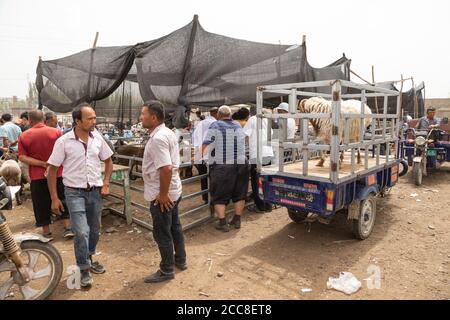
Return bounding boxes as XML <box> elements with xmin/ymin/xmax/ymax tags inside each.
<box><xmin>192</xmin><ymin>107</ymin><xmax>218</xmax><ymax>203</ymax></box>
<box><xmin>243</xmin><ymin>106</ymin><xmax>274</xmax><ymax>213</ymax></box>
<box><xmin>275</xmin><ymin>102</ymin><xmax>297</xmax><ymax>162</ymax></box>
<box><xmin>47</xmin><ymin>103</ymin><xmax>113</xmax><ymax>288</ymax></box>
<box><xmin>274</xmin><ymin>102</ymin><xmax>296</xmax><ymax>140</ymax></box>
<box><xmin>140</xmin><ymin>100</ymin><xmax>186</xmax><ymax>284</ymax></box>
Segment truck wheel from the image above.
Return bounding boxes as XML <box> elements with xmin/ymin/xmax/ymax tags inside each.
<box><xmin>352</xmin><ymin>194</ymin><xmax>377</xmax><ymax>240</ymax></box>
<box><xmin>399</xmin><ymin>159</ymin><xmax>408</xmax><ymax>177</ymax></box>
<box><xmin>412</xmin><ymin>162</ymin><xmax>422</xmax><ymax>186</ymax></box>
<box><xmin>288</xmin><ymin>209</ymin><xmax>308</xmax><ymax>224</ymax></box>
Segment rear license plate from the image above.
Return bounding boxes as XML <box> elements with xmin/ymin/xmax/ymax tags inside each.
<box><xmin>274</xmin><ymin>189</ymin><xmax>314</xmax><ymax>203</ymax></box>
<box><xmin>427</xmin><ymin>149</ymin><xmax>437</xmax><ymax>156</ymax></box>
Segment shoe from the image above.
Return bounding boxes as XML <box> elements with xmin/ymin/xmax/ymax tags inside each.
<box><xmin>144</xmin><ymin>270</ymin><xmax>175</xmax><ymax>283</ymax></box>
<box><xmin>247</xmin><ymin>204</ymin><xmax>266</xmax><ymax>213</ymax></box>
<box><xmin>215</xmin><ymin>222</ymin><xmax>230</xmax><ymax>232</ymax></box>
<box><xmin>263</xmin><ymin>206</ymin><xmax>273</xmax><ymax>213</ymax></box>
<box><xmin>229</xmin><ymin>217</ymin><xmax>241</xmax><ymax>229</ymax></box>
<box><xmin>80</xmin><ymin>269</ymin><xmax>93</xmax><ymax>288</ymax></box>
<box><xmin>89</xmin><ymin>256</ymin><xmax>106</xmax><ymax>274</ymax></box>
<box><xmin>42</xmin><ymin>232</ymin><xmax>53</xmax><ymax>241</ymax></box>
<box><xmin>63</xmin><ymin>229</ymin><xmax>75</xmax><ymax>239</ymax></box>
<box><xmin>175</xmin><ymin>263</ymin><xmax>188</xmax><ymax>271</ymax></box>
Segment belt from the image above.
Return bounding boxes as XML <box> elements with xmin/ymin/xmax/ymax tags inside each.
<box><xmin>67</xmin><ymin>186</ymin><xmax>101</xmax><ymax>192</ymax></box>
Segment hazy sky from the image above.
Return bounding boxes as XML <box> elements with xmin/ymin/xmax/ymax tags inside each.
<box><xmin>1</xmin><ymin>0</ymin><xmax>449</xmax><ymax>99</ymax></box>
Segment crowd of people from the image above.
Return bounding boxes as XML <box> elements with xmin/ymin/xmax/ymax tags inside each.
<box><xmin>16</xmin><ymin>98</ymin><xmax>434</xmax><ymax>289</ymax></box>
<box><xmin>2</xmin><ymin>101</ymin><xmax>297</xmax><ymax>288</ymax></box>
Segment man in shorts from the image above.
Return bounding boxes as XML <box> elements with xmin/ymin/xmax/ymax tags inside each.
<box><xmin>203</xmin><ymin>105</ymin><xmax>249</xmax><ymax>232</ymax></box>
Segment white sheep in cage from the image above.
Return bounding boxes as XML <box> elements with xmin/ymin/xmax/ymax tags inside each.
<box><xmin>298</xmin><ymin>96</ymin><xmax>372</xmax><ymax>167</ymax></box>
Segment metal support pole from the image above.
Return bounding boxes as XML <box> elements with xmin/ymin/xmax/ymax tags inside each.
<box><xmin>360</xmin><ymin>90</ymin><xmax>367</xmax><ymax>142</ymax></box>
<box><xmin>256</xmin><ymin>89</ymin><xmax>263</xmax><ymax>171</ymax></box>
<box><xmin>302</xmin><ymin>118</ymin><xmax>308</xmax><ymax>176</ymax></box>
<box><xmin>289</xmin><ymin>88</ymin><xmax>297</xmax><ymax>114</ymax></box>
<box><xmin>383</xmin><ymin>95</ymin><xmax>388</xmax><ymax>140</ymax></box>
<box><xmin>330</xmin><ymin>81</ymin><xmax>342</xmax><ymax>183</ymax></box>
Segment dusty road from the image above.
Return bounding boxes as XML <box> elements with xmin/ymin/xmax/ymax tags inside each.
<box><xmin>3</xmin><ymin>166</ymin><xmax>450</xmax><ymax>300</ymax></box>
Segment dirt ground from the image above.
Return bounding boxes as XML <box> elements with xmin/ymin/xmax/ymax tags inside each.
<box><xmin>4</xmin><ymin>165</ymin><xmax>450</xmax><ymax>300</ymax></box>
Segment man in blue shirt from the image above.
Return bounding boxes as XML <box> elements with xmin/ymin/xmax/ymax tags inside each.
<box><xmin>416</xmin><ymin>107</ymin><xmax>440</xmax><ymax>131</ymax></box>
<box><xmin>0</xmin><ymin>113</ymin><xmax>22</xmax><ymax>153</ymax></box>
<box><xmin>202</xmin><ymin>105</ymin><xmax>249</xmax><ymax>232</ymax></box>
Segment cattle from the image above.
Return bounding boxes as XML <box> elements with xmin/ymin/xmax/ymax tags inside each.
<box><xmin>114</xmin><ymin>144</ymin><xmax>145</xmax><ymax>180</ymax></box>
<box><xmin>298</xmin><ymin>97</ymin><xmax>372</xmax><ymax>167</ymax></box>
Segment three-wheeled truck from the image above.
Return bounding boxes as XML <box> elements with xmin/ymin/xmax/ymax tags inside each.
<box><xmin>255</xmin><ymin>80</ymin><xmax>402</xmax><ymax>239</ymax></box>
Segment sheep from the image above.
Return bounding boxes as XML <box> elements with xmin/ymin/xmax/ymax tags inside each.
<box><xmin>0</xmin><ymin>159</ymin><xmax>23</xmax><ymax>205</ymax></box>
<box><xmin>298</xmin><ymin>97</ymin><xmax>372</xmax><ymax>167</ymax></box>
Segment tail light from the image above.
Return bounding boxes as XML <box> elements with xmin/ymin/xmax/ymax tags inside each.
<box><xmin>391</xmin><ymin>165</ymin><xmax>398</xmax><ymax>183</ymax></box>
<box><xmin>367</xmin><ymin>174</ymin><xmax>376</xmax><ymax>186</ymax></box>
<box><xmin>258</xmin><ymin>177</ymin><xmax>264</xmax><ymax>199</ymax></box>
<box><xmin>326</xmin><ymin>190</ymin><xmax>334</xmax><ymax>211</ymax></box>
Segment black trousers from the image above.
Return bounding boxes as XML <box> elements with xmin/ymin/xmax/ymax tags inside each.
<box><xmin>194</xmin><ymin>163</ymin><xmax>208</xmax><ymax>203</ymax></box>
<box><xmin>31</xmin><ymin>177</ymin><xmax>69</xmax><ymax>227</ymax></box>
<box><xmin>150</xmin><ymin>197</ymin><xmax>186</xmax><ymax>275</ymax></box>
<box><xmin>250</xmin><ymin>164</ymin><xmax>272</xmax><ymax>211</ymax></box>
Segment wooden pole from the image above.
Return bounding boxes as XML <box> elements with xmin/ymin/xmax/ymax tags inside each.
<box><xmin>92</xmin><ymin>32</ymin><xmax>99</xmax><ymax>49</ymax></box>
<box><xmin>350</xmin><ymin>69</ymin><xmax>373</xmax><ymax>85</ymax></box>
<box><xmin>399</xmin><ymin>74</ymin><xmax>404</xmax><ymax>119</ymax></box>
<box><xmin>87</xmin><ymin>32</ymin><xmax>99</xmax><ymax>106</ymax></box>
<box><xmin>37</xmin><ymin>56</ymin><xmax>43</xmax><ymax>110</ymax></box>
<box><xmin>379</xmin><ymin>77</ymin><xmax>413</xmax><ymax>84</ymax></box>
<box><xmin>371</xmin><ymin>65</ymin><xmax>381</xmax><ymax>129</ymax></box>
<box><xmin>411</xmin><ymin>77</ymin><xmax>419</xmax><ymax>118</ymax></box>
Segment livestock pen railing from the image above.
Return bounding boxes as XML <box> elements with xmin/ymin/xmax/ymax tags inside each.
<box><xmin>256</xmin><ymin>79</ymin><xmax>401</xmax><ymax>184</ymax></box>
<box><xmin>108</xmin><ymin>154</ymin><xmax>212</xmax><ymax>231</ymax></box>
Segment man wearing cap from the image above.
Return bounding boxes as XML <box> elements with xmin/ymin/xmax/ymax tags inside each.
<box><xmin>192</xmin><ymin>107</ymin><xmax>218</xmax><ymax>203</ymax></box>
<box><xmin>274</xmin><ymin>102</ymin><xmax>296</xmax><ymax>140</ymax></box>
<box><xmin>274</xmin><ymin>102</ymin><xmax>297</xmax><ymax>163</ymax></box>
<box><xmin>416</xmin><ymin>107</ymin><xmax>440</xmax><ymax>131</ymax></box>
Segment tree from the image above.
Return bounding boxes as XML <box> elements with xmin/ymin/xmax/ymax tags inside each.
<box><xmin>26</xmin><ymin>81</ymin><xmax>38</xmax><ymax>108</ymax></box>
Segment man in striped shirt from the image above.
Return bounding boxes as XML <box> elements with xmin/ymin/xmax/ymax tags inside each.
<box><xmin>202</xmin><ymin>105</ymin><xmax>249</xmax><ymax>232</ymax></box>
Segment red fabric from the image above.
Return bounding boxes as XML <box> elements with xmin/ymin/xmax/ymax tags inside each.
<box><xmin>18</xmin><ymin>123</ymin><xmax>63</xmax><ymax>181</ymax></box>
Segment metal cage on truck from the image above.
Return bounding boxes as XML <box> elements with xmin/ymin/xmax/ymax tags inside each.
<box><xmin>256</xmin><ymin>79</ymin><xmax>401</xmax><ymax>183</ymax></box>
<box><xmin>255</xmin><ymin>79</ymin><xmax>402</xmax><ymax>239</ymax></box>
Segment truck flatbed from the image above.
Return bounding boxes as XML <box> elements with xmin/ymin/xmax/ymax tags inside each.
<box><xmin>263</xmin><ymin>152</ymin><xmax>392</xmax><ymax>180</ymax></box>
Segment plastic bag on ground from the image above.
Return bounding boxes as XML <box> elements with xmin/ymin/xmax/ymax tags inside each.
<box><xmin>326</xmin><ymin>272</ymin><xmax>362</xmax><ymax>295</ymax></box>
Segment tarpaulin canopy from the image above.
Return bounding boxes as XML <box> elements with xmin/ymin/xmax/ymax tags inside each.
<box><xmin>36</xmin><ymin>15</ymin><xmax>351</xmax><ymax>127</ymax></box>
<box><xmin>364</xmin><ymin>81</ymin><xmax>425</xmax><ymax>118</ymax></box>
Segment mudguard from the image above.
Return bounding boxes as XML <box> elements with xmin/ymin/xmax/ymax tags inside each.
<box><xmin>356</xmin><ymin>185</ymin><xmax>379</xmax><ymax>202</ymax></box>
<box><xmin>347</xmin><ymin>186</ymin><xmax>378</xmax><ymax>220</ymax></box>
<box><xmin>0</xmin><ymin>233</ymin><xmax>51</xmax><ymax>253</ymax></box>
<box><xmin>14</xmin><ymin>233</ymin><xmax>51</xmax><ymax>244</ymax></box>
<box><xmin>0</xmin><ymin>233</ymin><xmax>50</xmax><ymax>253</ymax></box>
<box><xmin>413</xmin><ymin>156</ymin><xmax>422</xmax><ymax>164</ymax></box>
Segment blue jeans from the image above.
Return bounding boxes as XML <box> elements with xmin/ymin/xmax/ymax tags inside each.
<box><xmin>64</xmin><ymin>187</ymin><xmax>102</xmax><ymax>271</ymax></box>
<box><xmin>150</xmin><ymin>197</ymin><xmax>186</xmax><ymax>275</ymax></box>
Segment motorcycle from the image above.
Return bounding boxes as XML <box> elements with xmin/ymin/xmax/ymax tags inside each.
<box><xmin>403</xmin><ymin>128</ymin><xmax>448</xmax><ymax>186</ymax></box>
<box><xmin>0</xmin><ymin>177</ymin><xmax>63</xmax><ymax>300</ymax></box>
